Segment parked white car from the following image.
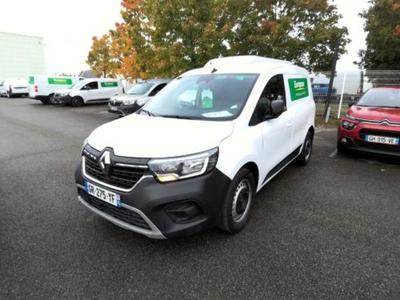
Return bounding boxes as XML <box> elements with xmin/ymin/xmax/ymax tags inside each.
<box><xmin>53</xmin><ymin>78</ymin><xmax>123</xmax><ymax>106</ymax></box>
<box><xmin>0</xmin><ymin>78</ymin><xmax>29</xmax><ymax>98</ymax></box>
<box><xmin>76</xmin><ymin>56</ymin><xmax>316</xmax><ymax>239</ymax></box>
<box><xmin>28</xmin><ymin>75</ymin><xmax>84</xmax><ymax>104</ymax></box>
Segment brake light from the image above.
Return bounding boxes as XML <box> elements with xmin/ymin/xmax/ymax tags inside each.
<box><xmin>34</xmin><ymin>85</ymin><xmax>38</xmax><ymax>92</ymax></box>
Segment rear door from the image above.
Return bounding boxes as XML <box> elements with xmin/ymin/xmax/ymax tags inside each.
<box><xmin>285</xmin><ymin>75</ymin><xmax>313</xmax><ymax>149</ymax></box>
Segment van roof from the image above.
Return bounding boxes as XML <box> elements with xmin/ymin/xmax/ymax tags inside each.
<box><xmin>182</xmin><ymin>55</ymin><xmax>308</xmax><ymax>77</ymax></box>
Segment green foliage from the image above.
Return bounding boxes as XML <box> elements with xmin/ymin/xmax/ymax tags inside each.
<box><xmin>360</xmin><ymin>0</ymin><xmax>400</xmax><ymax>70</ymax></box>
<box><xmin>88</xmin><ymin>0</ymin><xmax>349</xmax><ymax>78</ymax></box>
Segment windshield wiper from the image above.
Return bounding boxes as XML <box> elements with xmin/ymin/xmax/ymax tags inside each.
<box><xmin>158</xmin><ymin>114</ymin><xmax>201</xmax><ymax>120</ymax></box>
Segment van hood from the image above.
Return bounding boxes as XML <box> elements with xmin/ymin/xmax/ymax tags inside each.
<box><xmin>87</xmin><ymin>114</ymin><xmax>234</xmax><ymax>158</ymax></box>
<box><xmin>349</xmin><ymin>105</ymin><xmax>400</xmax><ymax>122</ymax></box>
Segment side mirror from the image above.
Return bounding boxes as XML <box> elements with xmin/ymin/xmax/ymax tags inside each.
<box><xmin>348</xmin><ymin>99</ymin><xmax>356</xmax><ymax>108</ymax></box>
<box><xmin>270</xmin><ymin>99</ymin><xmax>285</xmax><ymax>117</ymax></box>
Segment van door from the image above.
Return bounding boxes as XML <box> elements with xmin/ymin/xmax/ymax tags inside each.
<box><xmin>80</xmin><ymin>81</ymin><xmax>100</xmax><ymax>101</ymax></box>
<box><xmin>250</xmin><ymin>74</ymin><xmax>295</xmax><ymax>184</ymax></box>
<box><xmin>100</xmin><ymin>81</ymin><xmax>120</xmax><ymax>99</ymax></box>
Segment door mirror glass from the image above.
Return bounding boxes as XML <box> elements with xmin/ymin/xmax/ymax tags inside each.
<box><xmin>270</xmin><ymin>99</ymin><xmax>285</xmax><ymax>117</ymax></box>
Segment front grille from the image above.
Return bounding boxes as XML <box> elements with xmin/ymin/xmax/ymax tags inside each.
<box><xmin>358</xmin><ymin>129</ymin><xmax>400</xmax><ymax>152</ymax></box>
<box><xmin>84</xmin><ymin>194</ymin><xmax>151</xmax><ymax>230</ymax></box>
<box><xmin>84</xmin><ymin>155</ymin><xmax>145</xmax><ymax>189</ymax></box>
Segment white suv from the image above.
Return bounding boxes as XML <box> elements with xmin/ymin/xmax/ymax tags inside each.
<box><xmin>75</xmin><ymin>56</ymin><xmax>315</xmax><ymax>239</ymax></box>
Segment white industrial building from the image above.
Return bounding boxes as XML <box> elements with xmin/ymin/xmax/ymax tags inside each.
<box><xmin>0</xmin><ymin>32</ymin><xmax>46</xmax><ymax>80</ymax></box>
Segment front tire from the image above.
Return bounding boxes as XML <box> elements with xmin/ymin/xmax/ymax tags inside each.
<box><xmin>71</xmin><ymin>96</ymin><xmax>84</xmax><ymax>107</ymax></box>
<box><xmin>219</xmin><ymin>168</ymin><xmax>255</xmax><ymax>234</ymax></box>
<box><xmin>297</xmin><ymin>131</ymin><xmax>313</xmax><ymax>166</ymax></box>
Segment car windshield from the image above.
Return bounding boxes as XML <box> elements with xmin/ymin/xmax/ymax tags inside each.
<box><xmin>70</xmin><ymin>81</ymin><xmax>85</xmax><ymax>89</ymax></box>
<box><xmin>141</xmin><ymin>74</ymin><xmax>259</xmax><ymax>121</ymax></box>
<box><xmin>127</xmin><ymin>83</ymin><xmax>154</xmax><ymax>95</ymax></box>
<box><xmin>357</xmin><ymin>88</ymin><xmax>400</xmax><ymax>108</ymax></box>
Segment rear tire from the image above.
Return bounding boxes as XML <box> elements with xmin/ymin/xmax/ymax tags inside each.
<box><xmin>71</xmin><ymin>96</ymin><xmax>84</xmax><ymax>107</ymax></box>
<box><xmin>219</xmin><ymin>168</ymin><xmax>255</xmax><ymax>234</ymax></box>
<box><xmin>297</xmin><ymin>131</ymin><xmax>313</xmax><ymax>166</ymax></box>
<box><xmin>48</xmin><ymin>94</ymin><xmax>55</xmax><ymax>104</ymax></box>
<box><xmin>40</xmin><ymin>98</ymin><xmax>49</xmax><ymax>104</ymax></box>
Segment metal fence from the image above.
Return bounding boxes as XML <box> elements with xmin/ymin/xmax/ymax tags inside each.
<box><xmin>313</xmin><ymin>70</ymin><xmax>400</xmax><ymax>121</ymax></box>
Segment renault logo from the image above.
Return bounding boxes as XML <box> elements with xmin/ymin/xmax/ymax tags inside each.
<box><xmin>99</xmin><ymin>150</ymin><xmax>112</xmax><ymax>175</ymax></box>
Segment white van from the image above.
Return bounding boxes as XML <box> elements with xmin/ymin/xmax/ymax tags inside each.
<box><xmin>28</xmin><ymin>75</ymin><xmax>84</xmax><ymax>104</ymax></box>
<box><xmin>53</xmin><ymin>78</ymin><xmax>123</xmax><ymax>106</ymax></box>
<box><xmin>0</xmin><ymin>78</ymin><xmax>29</xmax><ymax>97</ymax></box>
<box><xmin>75</xmin><ymin>56</ymin><xmax>315</xmax><ymax>239</ymax></box>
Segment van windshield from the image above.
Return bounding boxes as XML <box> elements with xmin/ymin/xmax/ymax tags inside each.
<box><xmin>141</xmin><ymin>74</ymin><xmax>259</xmax><ymax>121</ymax></box>
<box><xmin>127</xmin><ymin>82</ymin><xmax>154</xmax><ymax>95</ymax></box>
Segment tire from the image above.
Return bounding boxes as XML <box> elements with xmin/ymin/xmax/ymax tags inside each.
<box><xmin>48</xmin><ymin>94</ymin><xmax>55</xmax><ymax>104</ymax></box>
<box><xmin>337</xmin><ymin>141</ymin><xmax>347</xmax><ymax>154</ymax></box>
<box><xmin>296</xmin><ymin>131</ymin><xmax>313</xmax><ymax>166</ymax></box>
<box><xmin>219</xmin><ymin>168</ymin><xmax>256</xmax><ymax>233</ymax></box>
<box><xmin>71</xmin><ymin>96</ymin><xmax>84</xmax><ymax>107</ymax></box>
<box><xmin>40</xmin><ymin>98</ymin><xmax>49</xmax><ymax>104</ymax></box>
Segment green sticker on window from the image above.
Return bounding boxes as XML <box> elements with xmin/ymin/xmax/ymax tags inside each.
<box><xmin>201</xmin><ymin>89</ymin><xmax>214</xmax><ymax>109</ymax></box>
<box><xmin>288</xmin><ymin>78</ymin><xmax>309</xmax><ymax>101</ymax></box>
<box><xmin>48</xmin><ymin>77</ymin><xmax>73</xmax><ymax>85</ymax></box>
<box><xmin>101</xmin><ymin>81</ymin><xmax>118</xmax><ymax>88</ymax></box>
<box><xmin>28</xmin><ymin>76</ymin><xmax>35</xmax><ymax>84</ymax></box>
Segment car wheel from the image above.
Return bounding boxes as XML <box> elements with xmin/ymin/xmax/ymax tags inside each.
<box><xmin>71</xmin><ymin>97</ymin><xmax>84</xmax><ymax>107</ymax></box>
<box><xmin>297</xmin><ymin>131</ymin><xmax>313</xmax><ymax>166</ymax></box>
<box><xmin>48</xmin><ymin>94</ymin><xmax>55</xmax><ymax>104</ymax></box>
<box><xmin>40</xmin><ymin>98</ymin><xmax>49</xmax><ymax>104</ymax></box>
<box><xmin>337</xmin><ymin>141</ymin><xmax>347</xmax><ymax>154</ymax></box>
<box><xmin>219</xmin><ymin>168</ymin><xmax>255</xmax><ymax>233</ymax></box>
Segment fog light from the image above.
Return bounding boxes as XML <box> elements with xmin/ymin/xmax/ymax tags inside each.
<box><xmin>165</xmin><ymin>202</ymin><xmax>203</xmax><ymax>224</ymax></box>
<box><xmin>341</xmin><ymin>137</ymin><xmax>348</xmax><ymax>143</ymax></box>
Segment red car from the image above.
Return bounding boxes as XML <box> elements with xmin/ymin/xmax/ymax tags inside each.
<box><xmin>337</xmin><ymin>87</ymin><xmax>400</xmax><ymax>158</ymax></box>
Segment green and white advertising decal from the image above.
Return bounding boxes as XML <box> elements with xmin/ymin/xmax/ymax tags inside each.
<box><xmin>101</xmin><ymin>82</ymin><xmax>118</xmax><ymax>88</ymax></box>
<box><xmin>48</xmin><ymin>77</ymin><xmax>73</xmax><ymax>85</ymax></box>
<box><xmin>288</xmin><ymin>78</ymin><xmax>309</xmax><ymax>101</ymax></box>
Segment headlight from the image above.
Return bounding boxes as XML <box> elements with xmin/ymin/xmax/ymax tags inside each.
<box><xmin>81</xmin><ymin>137</ymin><xmax>88</xmax><ymax>153</ymax></box>
<box><xmin>136</xmin><ymin>98</ymin><xmax>148</xmax><ymax>106</ymax></box>
<box><xmin>341</xmin><ymin>120</ymin><xmax>357</xmax><ymax>130</ymax></box>
<box><xmin>124</xmin><ymin>99</ymin><xmax>136</xmax><ymax>105</ymax></box>
<box><xmin>148</xmin><ymin>148</ymin><xmax>218</xmax><ymax>182</ymax></box>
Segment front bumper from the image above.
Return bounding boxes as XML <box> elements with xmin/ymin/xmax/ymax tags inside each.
<box><xmin>53</xmin><ymin>94</ymin><xmax>72</xmax><ymax>105</ymax></box>
<box><xmin>108</xmin><ymin>102</ymin><xmax>142</xmax><ymax>116</ymax></box>
<box><xmin>338</xmin><ymin>122</ymin><xmax>400</xmax><ymax>158</ymax></box>
<box><xmin>75</xmin><ymin>160</ymin><xmax>231</xmax><ymax>239</ymax></box>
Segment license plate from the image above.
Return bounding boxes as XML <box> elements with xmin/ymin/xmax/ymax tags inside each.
<box><xmin>84</xmin><ymin>181</ymin><xmax>121</xmax><ymax>207</ymax></box>
<box><xmin>365</xmin><ymin>135</ymin><xmax>399</xmax><ymax>145</ymax></box>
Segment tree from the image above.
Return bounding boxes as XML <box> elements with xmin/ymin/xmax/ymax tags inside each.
<box><xmin>359</xmin><ymin>0</ymin><xmax>400</xmax><ymax>70</ymax></box>
<box><xmin>87</xmin><ymin>0</ymin><xmax>349</xmax><ymax>78</ymax></box>
<box><xmin>87</xmin><ymin>34</ymin><xmax>120</xmax><ymax>77</ymax></box>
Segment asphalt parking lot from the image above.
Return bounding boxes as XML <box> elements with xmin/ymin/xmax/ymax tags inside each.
<box><xmin>1</xmin><ymin>97</ymin><xmax>400</xmax><ymax>299</ymax></box>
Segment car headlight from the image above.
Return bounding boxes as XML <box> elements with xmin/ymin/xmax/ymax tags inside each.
<box><xmin>148</xmin><ymin>148</ymin><xmax>218</xmax><ymax>182</ymax></box>
<box><xmin>81</xmin><ymin>137</ymin><xmax>88</xmax><ymax>153</ymax></box>
<box><xmin>341</xmin><ymin>120</ymin><xmax>357</xmax><ymax>130</ymax></box>
<box><xmin>136</xmin><ymin>98</ymin><xmax>148</xmax><ymax>106</ymax></box>
<box><xmin>124</xmin><ymin>99</ymin><xmax>136</xmax><ymax>105</ymax></box>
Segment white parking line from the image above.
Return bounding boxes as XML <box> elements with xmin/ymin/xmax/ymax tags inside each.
<box><xmin>329</xmin><ymin>149</ymin><xmax>337</xmax><ymax>158</ymax></box>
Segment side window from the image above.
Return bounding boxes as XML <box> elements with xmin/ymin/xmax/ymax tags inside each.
<box><xmin>148</xmin><ymin>83</ymin><xmax>167</xmax><ymax>96</ymax></box>
<box><xmin>82</xmin><ymin>81</ymin><xmax>98</xmax><ymax>90</ymax></box>
<box><xmin>250</xmin><ymin>75</ymin><xmax>286</xmax><ymax>126</ymax></box>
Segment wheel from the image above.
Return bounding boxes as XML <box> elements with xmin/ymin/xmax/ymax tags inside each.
<box><xmin>219</xmin><ymin>168</ymin><xmax>256</xmax><ymax>233</ymax></box>
<box><xmin>48</xmin><ymin>94</ymin><xmax>55</xmax><ymax>104</ymax></box>
<box><xmin>297</xmin><ymin>131</ymin><xmax>313</xmax><ymax>166</ymax></box>
<box><xmin>337</xmin><ymin>141</ymin><xmax>347</xmax><ymax>154</ymax></box>
<box><xmin>71</xmin><ymin>96</ymin><xmax>84</xmax><ymax>107</ymax></box>
<box><xmin>40</xmin><ymin>98</ymin><xmax>49</xmax><ymax>104</ymax></box>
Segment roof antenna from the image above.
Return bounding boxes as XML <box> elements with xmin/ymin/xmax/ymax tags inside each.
<box><xmin>211</xmin><ymin>68</ymin><xmax>217</xmax><ymax>73</ymax></box>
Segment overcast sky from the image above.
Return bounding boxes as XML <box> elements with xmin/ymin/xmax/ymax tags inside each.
<box><xmin>0</xmin><ymin>0</ymin><xmax>370</xmax><ymax>75</ymax></box>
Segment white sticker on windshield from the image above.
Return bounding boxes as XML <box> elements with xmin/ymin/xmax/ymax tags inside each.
<box><xmin>202</xmin><ymin>111</ymin><xmax>233</xmax><ymax>118</ymax></box>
